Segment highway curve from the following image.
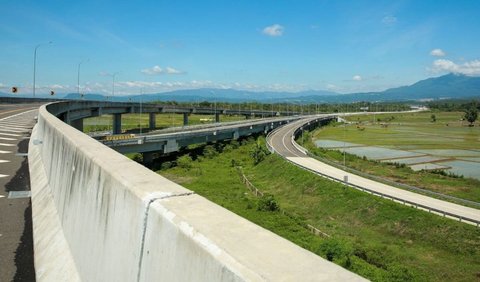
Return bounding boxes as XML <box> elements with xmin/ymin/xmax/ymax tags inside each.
<box><xmin>267</xmin><ymin>116</ymin><xmax>480</xmax><ymax>226</ymax></box>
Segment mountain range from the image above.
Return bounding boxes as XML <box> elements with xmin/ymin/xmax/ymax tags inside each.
<box><xmin>1</xmin><ymin>73</ymin><xmax>479</xmax><ymax>103</ymax></box>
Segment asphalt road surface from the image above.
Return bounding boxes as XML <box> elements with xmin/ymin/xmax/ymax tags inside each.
<box><xmin>0</xmin><ymin>103</ymin><xmax>42</xmax><ymax>282</ymax></box>
<box><xmin>268</xmin><ymin>116</ymin><xmax>480</xmax><ymax>225</ymax></box>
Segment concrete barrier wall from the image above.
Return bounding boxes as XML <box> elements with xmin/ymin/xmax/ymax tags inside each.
<box><xmin>29</xmin><ymin>104</ymin><xmax>366</xmax><ymax>281</ymax></box>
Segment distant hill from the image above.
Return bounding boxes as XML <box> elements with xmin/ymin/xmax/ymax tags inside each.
<box><xmin>375</xmin><ymin>73</ymin><xmax>480</xmax><ymax>101</ymax></box>
<box><xmin>4</xmin><ymin>73</ymin><xmax>480</xmax><ymax>103</ymax></box>
<box><xmin>63</xmin><ymin>88</ymin><xmax>338</xmax><ymax>103</ymax></box>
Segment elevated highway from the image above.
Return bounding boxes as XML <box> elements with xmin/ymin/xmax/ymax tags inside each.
<box><xmin>27</xmin><ymin>100</ymin><xmax>365</xmax><ymax>281</ymax></box>
<box><xmin>100</xmin><ymin>116</ymin><xmax>303</xmax><ymax>156</ymax></box>
<box><xmin>267</xmin><ymin>116</ymin><xmax>480</xmax><ymax>226</ymax></box>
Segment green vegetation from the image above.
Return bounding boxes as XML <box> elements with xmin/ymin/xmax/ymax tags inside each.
<box><xmin>157</xmin><ymin>137</ymin><xmax>480</xmax><ymax>281</ymax></box>
<box><xmin>464</xmin><ymin>107</ymin><xmax>478</xmax><ymax>126</ymax></box>
<box><xmin>427</xmin><ymin>99</ymin><xmax>479</xmax><ymax>112</ymax></box>
<box><xmin>300</xmin><ymin>111</ymin><xmax>480</xmax><ymax>202</ymax></box>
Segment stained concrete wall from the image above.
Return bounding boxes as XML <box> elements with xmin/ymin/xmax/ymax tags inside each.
<box><xmin>29</xmin><ymin>103</ymin><xmax>366</xmax><ymax>281</ymax></box>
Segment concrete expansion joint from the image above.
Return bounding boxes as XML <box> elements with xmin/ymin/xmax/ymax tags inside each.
<box><xmin>137</xmin><ymin>191</ymin><xmax>195</xmax><ymax>282</ymax></box>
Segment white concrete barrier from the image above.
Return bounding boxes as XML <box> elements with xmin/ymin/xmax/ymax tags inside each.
<box><xmin>29</xmin><ymin>104</ymin><xmax>366</xmax><ymax>281</ymax></box>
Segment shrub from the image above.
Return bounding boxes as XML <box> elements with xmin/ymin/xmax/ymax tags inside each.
<box><xmin>257</xmin><ymin>194</ymin><xmax>279</xmax><ymax>211</ymax></box>
<box><xmin>319</xmin><ymin>239</ymin><xmax>353</xmax><ymax>267</ymax></box>
<box><xmin>230</xmin><ymin>140</ymin><xmax>240</xmax><ymax>149</ymax></box>
<box><xmin>160</xmin><ymin>161</ymin><xmax>173</xmax><ymax>170</ymax></box>
<box><xmin>250</xmin><ymin>140</ymin><xmax>270</xmax><ymax>165</ymax></box>
<box><xmin>203</xmin><ymin>145</ymin><xmax>219</xmax><ymax>159</ymax></box>
<box><xmin>176</xmin><ymin>154</ymin><xmax>193</xmax><ymax>169</ymax></box>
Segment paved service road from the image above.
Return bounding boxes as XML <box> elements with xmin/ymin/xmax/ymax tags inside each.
<box><xmin>268</xmin><ymin>116</ymin><xmax>480</xmax><ymax>226</ymax></box>
<box><xmin>0</xmin><ymin>103</ymin><xmax>41</xmax><ymax>282</ymax></box>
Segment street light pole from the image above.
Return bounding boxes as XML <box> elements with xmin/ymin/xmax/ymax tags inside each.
<box><xmin>77</xmin><ymin>59</ymin><xmax>89</xmax><ymax>99</ymax></box>
<box><xmin>33</xmin><ymin>41</ymin><xmax>52</xmax><ymax>98</ymax></box>
<box><xmin>110</xmin><ymin>72</ymin><xmax>119</xmax><ymax>100</ymax></box>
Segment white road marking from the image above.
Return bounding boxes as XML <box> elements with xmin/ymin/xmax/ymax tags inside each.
<box><xmin>0</xmin><ymin>122</ymin><xmax>31</xmax><ymax>127</ymax></box>
<box><xmin>0</xmin><ymin>109</ymin><xmax>37</xmax><ymax>121</ymax></box>
<box><xmin>0</xmin><ymin>132</ymin><xmax>21</xmax><ymax>137</ymax></box>
<box><xmin>0</xmin><ymin>125</ymin><xmax>31</xmax><ymax>130</ymax></box>
<box><xmin>0</xmin><ymin>137</ymin><xmax>17</xmax><ymax>141</ymax></box>
<box><xmin>0</xmin><ymin>174</ymin><xmax>9</xmax><ymax>178</ymax></box>
<box><xmin>0</xmin><ymin>150</ymin><xmax>13</xmax><ymax>154</ymax></box>
<box><xmin>0</xmin><ymin>128</ymin><xmax>29</xmax><ymax>133</ymax></box>
<box><xmin>0</xmin><ymin>195</ymin><xmax>5</xmax><ymax>199</ymax></box>
<box><xmin>0</xmin><ymin>143</ymin><xmax>15</xmax><ymax>147</ymax></box>
<box><xmin>0</xmin><ymin>160</ymin><xmax>11</xmax><ymax>163</ymax></box>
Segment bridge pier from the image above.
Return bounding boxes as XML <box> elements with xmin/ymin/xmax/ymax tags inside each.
<box><xmin>149</xmin><ymin>113</ymin><xmax>156</xmax><ymax>130</ymax></box>
<box><xmin>215</xmin><ymin>113</ymin><xmax>220</xmax><ymax>123</ymax></box>
<box><xmin>71</xmin><ymin>119</ymin><xmax>83</xmax><ymax>132</ymax></box>
<box><xmin>142</xmin><ymin>152</ymin><xmax>154</xmax><ymax>166</ymax></box>
<box><xmin>183</xmin><ymin>113</ymin><xmax>189</xmax><ymax>126</ymax></box>
<box><xmin>113</xmin><ymin>113</ymin><xmax>122</xmax><ymax>134</ymax></box>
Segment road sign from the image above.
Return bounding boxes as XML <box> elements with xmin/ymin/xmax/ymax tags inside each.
<box><xmin>11</xmin><ymin>87</ymin><xmax>18</xmax><ymax>93</ymax></box>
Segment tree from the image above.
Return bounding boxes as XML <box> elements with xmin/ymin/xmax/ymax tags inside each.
<box><xmin>250</xmin><ymin>140</ymin><xmax>270</xmax><ymax>165</ymax></box>
<box><xmin>430</xmin><ymin>114</ymin><xmax>436</xmax><ymax>122</ymax></box>
<box><xmin>464</xmin><ymin>107</ymin><xmax>478</xmax><ymax>126</ymax></box>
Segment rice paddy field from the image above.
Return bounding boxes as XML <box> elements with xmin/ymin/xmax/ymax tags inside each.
<box><xmin>306</xmin><ymin>111</ymin><xmax>480</xmax><ymax>202</ymax></box>
<box><xmin>332</xmin><ymin>111</ymin><xmax>479</xmax><ymax>150</ymax></box>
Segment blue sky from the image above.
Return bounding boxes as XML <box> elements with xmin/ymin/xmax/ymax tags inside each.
<box><xmin>1</xmin><ymin>0</ymin><xmax>479</xmax><ymax>95</ymax></box>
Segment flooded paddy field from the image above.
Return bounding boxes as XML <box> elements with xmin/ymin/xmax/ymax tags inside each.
<box><xmin>312</xmin><ymin>111</ymin><xmax>480</xmax><ymax>180</ymax></box>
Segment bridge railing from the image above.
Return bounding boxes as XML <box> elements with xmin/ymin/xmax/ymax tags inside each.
<box><xmin>28</xmin><ymin>102</ymin><xmax>365</xmax><ymax>281</ymax></box>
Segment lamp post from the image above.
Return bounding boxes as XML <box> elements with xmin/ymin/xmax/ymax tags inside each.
<box><xmin>110</xmin><ymin>72</ymin><xmax>120</xmax><ymax>100</ymax></box>
<box><xmin>139</xmin><ymin>88</ymin><xmax>143</xmax><ymax>134</ymax></box>
<box><xmin>77</xmin><ymin>59</ymin><xmax>89</xmax><ymax>99</ymax></box>
<box><xmin>33</xmin><ymin>41</ymin><xmax>52</xmax><ymax>98</ymax></box>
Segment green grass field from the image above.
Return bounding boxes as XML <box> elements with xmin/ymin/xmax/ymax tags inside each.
<box><xmin>302</xmin><ymin>111</ymin><xmax>480</xmax><ymax>203</ymax></box>
<box><xmin>157</xmin><ymin>138</ymin><xmax>480</xmax><ymax>281</ymax></box>
<box><xmin>334</xmin><ymin>111</ymin><xmax>479</xmax><ymax>150</ymax></box>
<box><xmin>83</xmin><ymin>113</ymin><xmax>247</xmax><ymax>133</ymax></box>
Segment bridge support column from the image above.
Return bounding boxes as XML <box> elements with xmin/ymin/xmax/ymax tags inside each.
<box><xmin>149</xmin><ymin>113</ymin><xmax>156</xmax><ymax>130</ymax></box>
<box><xmin>183</xmin><ymin>113</ymin><xmax>189</xmax><ymax>126</ymax></box>
<box><xmin>142</xmin><ymin>152</ymin><xmax>154</xmax><ymax>166</ymax></box>
<box><xmin>71</xmin><ymin>119</ymin><xmax>83</xmax><ymax>132</ymax></box>
<box><xmin>113</xmin><ymin>113</ymin><xmax>122</xmax><ymax>134</ymax></box>
<box><xmin>215</xmin><ymin>113</ymin><xmax>220</xmax><ymax>123</ymax></box>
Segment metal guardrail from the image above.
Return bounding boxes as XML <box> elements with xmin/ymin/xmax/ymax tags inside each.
<box><xmin>267</xmin><ymin>118</ymin><xmax>480</xmax><ymax>227</ymax></box>
<box><xmin>304</xmin><ymin>150</ymin><xmax>480</xmax><ymax>209</ymax></box>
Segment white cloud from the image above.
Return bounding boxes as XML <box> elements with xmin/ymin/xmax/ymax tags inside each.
<box><xmin>431</xmin><ymin>59</ymin><xmax>480</xmax><ymax>76</ymax></box>
<box><xmin>165</xmin><ymin>67</ymin><xmax>183</xmax><ymax>74</ymax></box>
<box><xmin>141</xmin><ymin>65</ymin><xmax>184</xmax><ymax>75</ymax></box>
<box><xmin>262</xmin><ymin>24</ymin><xmax>284</xmax><ymax>37</ymax></box>
<box><xmin>430</xmin><ymin>48</ymin><xmax>446</xmax><ymax>57</ymax></box>
<box><xmin>382</xmin><ymin>15</ymin><xmax>397</xmax><ymax>25</ymax></box>
<box><xmin>352</xmin><ymin>75</ymin><xmax>362</xmax><ymax>81</ymax></box>
<box><xmin>50</xmin><ymin>84</ymin><xmax>66</xmax><ymax>89</ymax></box>
<box><xmin>326</xmin><ymin>84</ymin><xmax>339</xmax><ymax>91</ymax></box>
